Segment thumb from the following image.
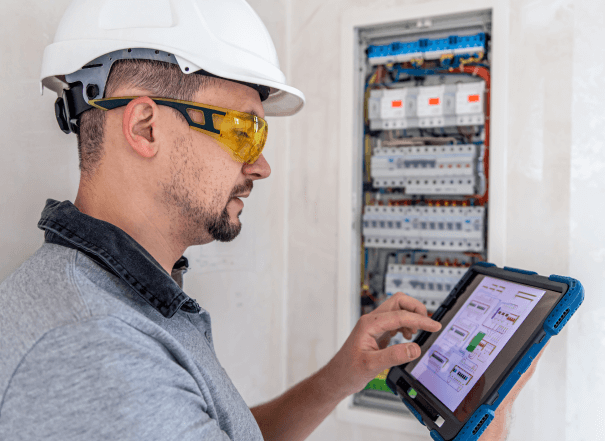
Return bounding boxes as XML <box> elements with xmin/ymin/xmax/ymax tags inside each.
<box><xmin>374</xmin><ymin>342</ymin><xmax>421</xmax><ymax>371</ymax></box>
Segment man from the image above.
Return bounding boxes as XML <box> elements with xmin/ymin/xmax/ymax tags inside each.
<box><xmin>0</xmin><ymin>1</ymin><xmax>541</xmax><ymax>440</ymax></box>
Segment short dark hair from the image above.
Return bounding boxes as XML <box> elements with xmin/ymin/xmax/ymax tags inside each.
<box><xmin>77</xmin><ymin>59</ymin><xmax>217</xmax><ymax>177</ymax></box>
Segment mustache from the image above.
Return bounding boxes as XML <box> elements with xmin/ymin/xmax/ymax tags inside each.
<box><xmin>229</xmin><ymin>180</ymin><xmax>254</xmax><ymax>199</ymax></box>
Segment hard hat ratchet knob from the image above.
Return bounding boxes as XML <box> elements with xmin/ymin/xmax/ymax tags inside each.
<box><xmin>86</xmin><ymin>84</ymin><xmax>99</xmax><ymax>100</ymax></box>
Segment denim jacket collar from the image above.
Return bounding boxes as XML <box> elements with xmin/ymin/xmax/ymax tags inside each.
<box><xmin>38</xmin><ymin>199</ymin><xmax>200</xmax><ymax>318</ymax></box>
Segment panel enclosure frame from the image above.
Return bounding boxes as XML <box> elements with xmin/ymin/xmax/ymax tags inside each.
<box><xmin>337</xmin><ymin>0</ymin><xmax>510</xmax><ymax>434</ymax></box>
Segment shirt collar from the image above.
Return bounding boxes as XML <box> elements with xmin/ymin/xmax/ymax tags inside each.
<box><xmin>38</xmin><ymin>199</ymin><xmax>200</xmax><ymax>318</ymax></box>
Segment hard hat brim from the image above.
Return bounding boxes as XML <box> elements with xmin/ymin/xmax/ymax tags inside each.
<box><xmin>261</xmin><ymin>85</ymin><xmax>305</xmax><ymax>117</ymax></box>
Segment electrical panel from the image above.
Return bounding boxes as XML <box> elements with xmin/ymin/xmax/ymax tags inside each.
<box><xmin>353</xmin><ymin>11</ymin><xmax>492</xmax><ymax>413</ymax></box>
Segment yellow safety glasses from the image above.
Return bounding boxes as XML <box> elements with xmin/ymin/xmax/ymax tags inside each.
<box><xmin>89</xmin><ymin>97</ymin><xmax>268</xmax><ymax>164</ymax></box>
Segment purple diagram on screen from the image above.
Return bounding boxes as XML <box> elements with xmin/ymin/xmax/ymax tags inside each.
<box><xmin>411</xmin><ymin>276</ymin><xmax>545</xmax><ymax>411</ymax></box>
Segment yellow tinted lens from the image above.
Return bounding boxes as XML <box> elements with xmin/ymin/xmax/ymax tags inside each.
<box><xmin>212</xmin><ymin>112</ymin><xmax>267</xmax><ymax>163</ymax></box>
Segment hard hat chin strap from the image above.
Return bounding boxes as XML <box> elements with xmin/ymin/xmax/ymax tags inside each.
<box><xmin>55</xmin><ymin>48</ymin><xmax>270</xmax><ymax>135</ymax></box>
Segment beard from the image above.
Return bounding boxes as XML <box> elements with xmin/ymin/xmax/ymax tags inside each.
<box><xmin>206</xmin><ymin>204</ymin><xmax>241</xmax><ymax>242</ymax></box>
<box><xmin>161</xmin><ymin>135</ymin><xmax>253</xmax><ymax>245</ymax></box>
<box><xmin>205</xmin><ymin>180</ymin><xmax>253</xmax><ymax>242</ymax></box>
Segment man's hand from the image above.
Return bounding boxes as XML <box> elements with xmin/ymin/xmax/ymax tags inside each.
<box><xmin>323</xmin><ymin>292</ymin><xmax>441</xmax><ymax>399</ymax></box>
<box><xmin>480</xmin><ymin>343</ymin><xmax>549</xmax><ymax>441</ymax></box>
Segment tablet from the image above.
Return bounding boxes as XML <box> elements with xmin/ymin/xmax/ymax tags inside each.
<box><xmin>385</xmin><ymin>262</ymin><xmax>584</xmax><ymax>441</ymax></box>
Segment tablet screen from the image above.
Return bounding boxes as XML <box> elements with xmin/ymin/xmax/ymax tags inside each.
<box><xmin>409</xmin><ymin>275</ymin><xmax>546</xmax><ymax>412</ymax></box>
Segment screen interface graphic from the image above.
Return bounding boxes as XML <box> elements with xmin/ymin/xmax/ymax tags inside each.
<box><xmin>410</xmin><ymin>276</ymin><xmax>546</xmax><ymax>411</ymax></box>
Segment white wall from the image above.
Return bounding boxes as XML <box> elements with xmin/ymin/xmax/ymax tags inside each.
<box><xmin>504</xmin><ymin>1</ymin><xmax>572</xmax><ymax>440</ymax></box>
<box><xmin>284</xmin><ymin>0</ymin><xmax>604</xmax><ymax>440</ymax></box>
<box><xmin>567</xmin><ymin>0</ymin><xmax>605</xmax><ymax>439</ymax></box>
<box><xmin>0</xmin><ymin>0</ymin><xmax>80</xmax><ymax>280</ymax></box>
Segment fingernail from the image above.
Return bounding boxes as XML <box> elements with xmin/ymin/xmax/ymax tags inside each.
<box><xmin>407</xmin><ymin>345</ymin><xmax>419</xmax><ymax>358</ymax></box>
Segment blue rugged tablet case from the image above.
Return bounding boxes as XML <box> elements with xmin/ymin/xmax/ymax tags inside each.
<box><xmin>388</xmin><ymin>262</ymin><xmax>584</xmax><ymax>441</ymax></box>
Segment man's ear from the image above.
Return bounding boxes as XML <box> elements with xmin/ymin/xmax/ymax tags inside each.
<box><xmin>122</xmin><ymin>96</ymin><xmax>159</xmax><ymax>158</ymax></box>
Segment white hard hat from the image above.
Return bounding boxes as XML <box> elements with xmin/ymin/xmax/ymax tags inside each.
<box><xmin>41</xmin><ymin>0</ymin><xmax>305</xmax><ymax>133</ymax></box>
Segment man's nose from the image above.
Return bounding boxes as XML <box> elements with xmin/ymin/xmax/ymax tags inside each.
<box><xmin>242</xmin><ymin>153</ymin><xmax>271</xmax><ymax>180</ymax></box>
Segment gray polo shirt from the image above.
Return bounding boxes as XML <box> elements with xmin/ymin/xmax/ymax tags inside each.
<box><xmin>0</xmin><ymin>199</ymin><xmax>264</xmax><ymax>440</ymax></box>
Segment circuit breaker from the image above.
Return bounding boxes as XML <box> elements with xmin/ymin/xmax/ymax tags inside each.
<box><xmin>370</xmin><ymin>144</ymin><xmax>484</xmax><ymax>193</ymax></box>
<box><xmin>353</xmin><ymin>10</ymin><xmax>492</xmax><ymax>413</ymax></box>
